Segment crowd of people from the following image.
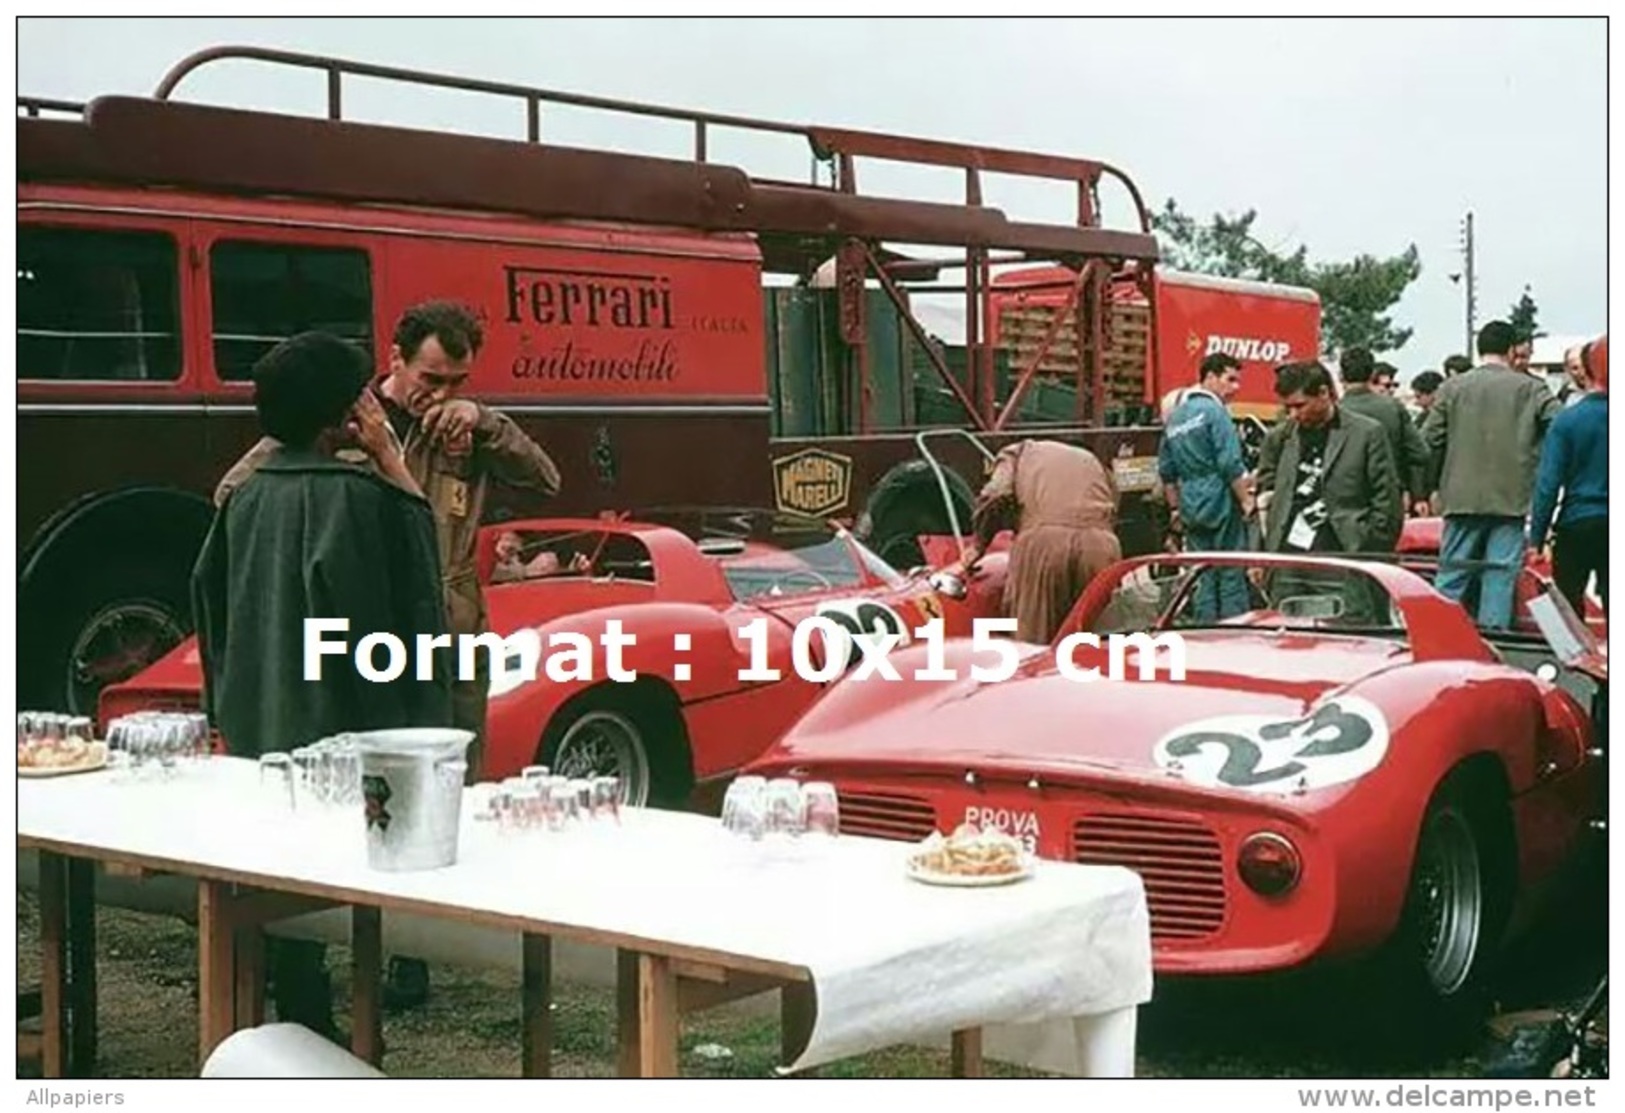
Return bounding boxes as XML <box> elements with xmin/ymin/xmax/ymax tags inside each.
<box><xmin>1154</xmin><ymin>319</ymin><xmax>1608</xmax><ymax>630</ymax></box>
<box><xmin>949</xmin><ymin>319</ymin><xmax>1607</xmax><ymax>645</ymax></box>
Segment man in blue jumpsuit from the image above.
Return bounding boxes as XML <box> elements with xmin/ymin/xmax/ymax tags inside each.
<box><xmin>1158</xmin><ymin>353</ymin><xmax>1256</xmax><ymax>621</ymax></box>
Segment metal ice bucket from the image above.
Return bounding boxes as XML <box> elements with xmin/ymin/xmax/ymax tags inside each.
<box><xmin>350</xmin><ymin>728</ymin><xmax>473</xmax><ymax>872</ymax></box>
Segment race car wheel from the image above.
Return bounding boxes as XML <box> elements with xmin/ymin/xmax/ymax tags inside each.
<box><xmin>1411</xmin><ymin>802</ymin><xmax>1484</xmax><ymax>997</ymax></box>
<box><xmin>1382</xmin><ymin>772</ymin><xmax>1511</xmax><ymax>1047</ymax></box>
<box><xmin>546</xmin><ymin>708</ymin><xmax>654</xmax><ymax>808</ymax></box>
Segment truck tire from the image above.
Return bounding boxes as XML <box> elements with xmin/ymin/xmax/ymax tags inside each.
<box><xmin>25</xmin><ymin>562</ymin><xmax>194</xmax><ymax>718</ymax></box>
<box><xmin>858</xmin><ymin>460</ymin><xmax>976</xmax><ymax>570</ymax></box>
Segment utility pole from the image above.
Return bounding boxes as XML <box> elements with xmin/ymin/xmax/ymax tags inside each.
<box><xmin>1459</xmin><ymin>211</ymin><xmax>1477</xmax><ymax>353</ymax></box>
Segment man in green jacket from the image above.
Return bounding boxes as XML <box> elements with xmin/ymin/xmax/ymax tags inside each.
<box><xmin>1338</xmin><ymin>348</ymin><xmax>1431</xmax><ymax>519</ymax></box>
<box><xmin>1421</xmin><ymin>320</ymin><xmax>1562</xmax><ymax>629</ymax></box>
<box><xmin>192</xmin><ymin>331</ymin><xmax>454</xmax><ymax>1041</ymax></box>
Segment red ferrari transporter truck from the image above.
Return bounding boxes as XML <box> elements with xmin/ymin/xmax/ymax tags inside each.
<box><xmin>18</xmin><ymin>45</ymin><xmax>1314</xmax><ymax>716</ymax></box>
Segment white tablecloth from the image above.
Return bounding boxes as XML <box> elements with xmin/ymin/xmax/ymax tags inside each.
<box><xmin>20</xmin><ymin>759</ymin><xmax>1153</xmax><ymax>1075</ymax></box>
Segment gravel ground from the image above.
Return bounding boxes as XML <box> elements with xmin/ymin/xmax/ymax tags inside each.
<box><xmin>15</xmin><ymin>869</ymin><xmax>1607</xmax><ymax>1079</ymax></box>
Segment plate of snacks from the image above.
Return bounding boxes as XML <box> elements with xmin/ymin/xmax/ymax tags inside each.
<box><xmin>905</xmin><ymin>823</ymin><xmax>1035</xmax><ymax>887</ymax></box>
<box><xmin>19</xmin><ymin>737</ymin><xmax>109</xmax><ymax>778</ymax></box>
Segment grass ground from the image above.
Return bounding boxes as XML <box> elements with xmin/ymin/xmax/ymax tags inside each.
<box><xmin>15</xmin><ymin>867</ymin><xmax>1606</xmax><ymax>1079</ymax></box>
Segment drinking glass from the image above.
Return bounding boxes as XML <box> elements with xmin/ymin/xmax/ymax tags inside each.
<box><xmin>291</xmin><ymin>747</ymin><xmax>321</xmax><ymax>810</ymax></box>
<box><xmin>184</xmin><ymin>713</ymin><xmax>213</xmax><ymax>761</ymax></box>
<box><xmin>259</xmin><ymin>753</ymin><xmax>295</xmax><ymax>812</ymax></box>
<box><xmin>802</xmin><ymin>782</ymin><xmax>840</xmax><ymax>839</ymax></box>
<box><xmin>569</xmin><ymin>778</ymin><xmax>594</xmax><ymax>820</ymax></box>
<box><xmin>329</xmin><ymin>743</ymin><xmax>362</xmax><ymax>808</ymax></box>
<box><xmin>721</xmin><ymin>776</ymin><xmax>767</xmax><ymax>841</ymax></box>
<box><xmin>763</xmin><ymin>778</ymin><xmax>807</xmax><ymax>840</ymax></box>
<box><xmin>490</xmin><ymin>785</ymin><xmax>517</xmax><ymax>835</ymax></box>
<box><xmin>548</xmin><ymin>783</ymin><xmax>580</xmax><ymax>831</ymax></box>
<box><xmin>590</xmin><ymin>776</ymin><xmax>622</xmax><ymax>824</ymax></box>
<box><xmin>496</xmin><ymin>783</ymin><xmax>526</xmax><ymax>832</ymax></box>
<box><xmin>153</xmin><ymin>721</ymin><xmax>184</xmax><ymax>779</ymax></box>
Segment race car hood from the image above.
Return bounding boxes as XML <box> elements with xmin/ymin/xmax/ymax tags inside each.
<box><xmin>774</xmin><ymin>630</ymin><xmax>1411</xmax><ymax>779</ymax></box>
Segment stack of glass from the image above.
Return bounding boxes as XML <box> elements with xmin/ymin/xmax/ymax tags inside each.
<box><xmin>471</xmin><ymin>765</ymin><xmax>626</xmax><ymax>836</ymax></box>
<box><xmin>97</xmin><ymin>711</ymin><xmax>213</xmax><ymax>780</ymax></box>
<box><xmin>256</xmin><ymin>734</ymin><xmax>363</xmax><ymax>814</ymax></box>
<box><xmin>720</xmin><ymin>776</ymin><xmax>840</xmax><ymax>843</ymax></box>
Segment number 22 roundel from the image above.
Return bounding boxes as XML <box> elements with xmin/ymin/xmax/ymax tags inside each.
<box><xmin>1150</xmin><ymin>697</ymin><xmax>1390</xmax><ymax>795</ymax></box>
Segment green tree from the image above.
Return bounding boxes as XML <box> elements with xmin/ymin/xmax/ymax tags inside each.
<box><xmin>1507</xmin><ymin>285</ymin><xmax>1542</xmax><ymax>338</ymax></box>
<box><xmin>1151</xmin><ymin>199</ymin><xmax>1423</xmax><ymax>356</ymax></box>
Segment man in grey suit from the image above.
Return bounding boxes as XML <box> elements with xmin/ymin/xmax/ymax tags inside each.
<box><xmin>1421</xmin><ymin>320</ymin><xmax>1562</xmax><ymax>630</ymax></box>
<box><xmin>1254</xmin><ymin>361</ymin><xmax>1403</xmax><ymax>625</ymax></box>
<box><xmin>1257</xmin><ymin>361</ymin><xmax>1402</xmax><ymax>555</ymax></box>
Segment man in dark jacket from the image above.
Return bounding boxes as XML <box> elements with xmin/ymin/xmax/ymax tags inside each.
<box><xmin>1339</xmin><ymin>348</ymin><xmax>1431</xmax><ymax>519</ymax></box>
<box><xmin>1530</xmin><ymin>337</ymin><xmax>1608</xmax><ymax>615</ymax></box>
<box><xmin>193</xmin><ymin>333</ymin><xmax>453</xmax><ymax>757</ymax></box>
<box><xmin>192</xmin><ymin>332</ymin><xmax>454</xmax><ymax>1038</ymax></box>
<box><xmin>1256</xmin><ymin>361</ymin><xmax>1401</xmax><ymax>555</ymax></box>
<box><xmin>1421</xmin><ymin>320</ymin><xmax>1562</xmax><ymax>629</ymax></box>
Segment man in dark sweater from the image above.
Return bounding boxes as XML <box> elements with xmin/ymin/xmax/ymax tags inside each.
<box><xmin>1339</xmin><ymin>347</ymin><xmax>1431</xmax><ymax>519</ymax></box>
<box><xmin>1530</xmin><ymin>337</ymin><xmax>1608</xmax><ymax>614</ymax></box>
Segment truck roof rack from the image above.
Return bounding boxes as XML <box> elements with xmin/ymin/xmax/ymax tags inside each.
<box><xmin>18</xmin><ymin>44</ymin><xmax>1160</xmax><ymax>276</ymax></box>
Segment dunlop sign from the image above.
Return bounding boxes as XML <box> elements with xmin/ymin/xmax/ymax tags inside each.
<box><xmin>773</xmin><ymin>448</ymin><xmax>853</xmax><ymax>516</ymax></box>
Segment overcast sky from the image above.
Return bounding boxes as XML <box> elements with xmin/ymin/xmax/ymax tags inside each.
<box><xmin>17</xmin><ymin>16</ymin><xmax>1607</xmax><ymax>375</ymax></box>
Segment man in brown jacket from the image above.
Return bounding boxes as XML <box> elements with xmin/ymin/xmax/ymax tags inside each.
<box><xmin>950</xmin><ymin>439</ymin><xmax>1122</xmax><ymax>643</ymax></box>
<box><xmin>216</xmin><ymin>301</ymin><xmax>562</xmax><ymax>779</ymax></box>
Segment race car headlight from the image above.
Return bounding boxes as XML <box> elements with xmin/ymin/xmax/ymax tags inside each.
<box><xmin>1237</xmin><ymin>832</ymin><xmax>1301</xmax><ymax>898</ymax></box>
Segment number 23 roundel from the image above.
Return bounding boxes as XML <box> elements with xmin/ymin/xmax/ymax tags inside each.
<box><xmin>1150</xmin><ymin>697</ymin><xmax>1390</xmax><ymax>795</ymax></box>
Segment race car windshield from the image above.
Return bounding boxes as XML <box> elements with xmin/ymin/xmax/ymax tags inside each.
<box><xmin>629</xmin><ymin>506</ymin><xmax>893</xmax><ymax>602</ymax></box>
<box><xmin>1090</xmin><ymin>559</ymin><xmax>1408</xmax><ymax>638</ymax></box>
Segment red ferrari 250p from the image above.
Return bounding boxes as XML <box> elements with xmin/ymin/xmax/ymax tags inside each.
<box><xmin>744</xmin><ymin>550</ymin><xmax>1607</xmax><ymax>1029</ymax></box>
<box><xmin>99</xmin><ymin>507</ymin><xmax>1008</xmax><ymax>807</ymax></box>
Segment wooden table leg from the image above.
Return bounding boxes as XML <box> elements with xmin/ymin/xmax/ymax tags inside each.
<box><xmin>233</xmin><ymin>926</ymin><xmax>266</xmax><ymax>1029</ymax></box>
<box><xmin>520</xmin><ymin>934</ymin><xmax>552</xmax><ymax>1079</ymax></box>
<box><xmin>350</xmin><ymin>906</ymin><xmax>383</xmax><ymax>1066</ymax></box>
<box><xmin>65</xmin><ymin>859</ymin><xmax>98</xmax><ymax>1077</ymax></box>
<box><xmin>951</xmin><ymin>1028</ymin><xmax>984</xmax><ymax>1077</ymax></box>
<box><xmin>615</xmin><ymin>949</ymin><xmax>640</xmax><ymax>1077</ymax></box>
<box><xmin>616</xmin><ymin>950</ymin><xmax>679</xmax><ymax>1078</ymax></box>
<box><xmin>636</xmin><ymin>953</ymin><xmax>679</xmax><ymax>1078</ymax></box>
<box><xmin>196</xmin><ymin>880</ymin><xmax>240</xmax><ymax>1065</ymax></box>
<box><xmin>38</xmin><ymin>852</ymin><xmax>68</xmax><ymax>1078</ymax></box>
<box><xmin>781</xmin><ymin>982</ymin><xmax>817</xmax><ymax>1077</ymax></box>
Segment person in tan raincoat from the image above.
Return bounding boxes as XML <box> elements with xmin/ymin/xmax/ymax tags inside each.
<box><xmin>214</xmin><ymin>301</ymin><xmax>561</xmax><ymax>781</ymax></box>
<box><xmin>948</xmin><ymin>439</ymin><xmax>1122</xmax><ymax>644</ymax></box>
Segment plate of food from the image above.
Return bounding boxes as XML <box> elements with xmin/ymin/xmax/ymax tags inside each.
<box><xmin>905</xmin><ymin>823</ymin><xmax>1035</xmax><ymax>887</ymax></box>
<box><xmin>19</xmin><ymin>737</ymin><xmax>109</xmax><ymax>778</ymax></box>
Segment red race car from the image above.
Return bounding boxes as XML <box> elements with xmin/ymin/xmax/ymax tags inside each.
<box><xmin>744</xmin><ymin>551</ymin><xmax>1606</xmax><ymax>1031</ymax></box>
<box><xmin>98</xmin><ymin>506</ymin><xmax>1009</xmax><ymax>807</ymax></box>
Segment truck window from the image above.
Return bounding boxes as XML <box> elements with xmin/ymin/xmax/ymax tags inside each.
<box><xmin>17</xmin><ymin>225</ymin><xmax>182</xmax><ymax>382</ymax></box>
<box><xmin>209</xmin><ymin>240</ymin><xmax>373</xmax><ymax>380</ymax></box>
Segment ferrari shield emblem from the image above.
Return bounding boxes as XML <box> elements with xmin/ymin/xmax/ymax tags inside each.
<box><xmin>773</xmin><ymin>448</ymin><xmax>852</xmax><ymax>517</ymax></box>
<box><xmin>916</xmin><ymin>593</ymin><xmax>945</xmax><ymax>622</ymax></box>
